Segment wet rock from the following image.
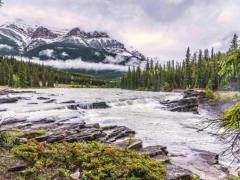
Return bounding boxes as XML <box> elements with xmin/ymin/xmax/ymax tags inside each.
<box><xmin>0</xmin><ymin>108</ymin><xmax>7</xmax><ymax>112</ymax></box>
<box><xmin>37</xmin><ymin>97</ymin><xmax>51</xmax><ymax>100</ymax></box>
<box><xmin>8</xmin><ymin>162</ymin><xmax>28</xmax><ymax>172</ymax></box>
<box><xmin>165</xmin><ymin>164</ymin><xmax>197</xmax><ymax>180</ymax></box>
<box><xmin>61</xmin><ymin>100</ymin><xmax>76</xmax><ymax>104</ymax></box>
<box><xmin>80</xmin><ymin>102</ymin><xmax>110</xmax><ymax>109</ymax></box>
<box><xmin>170</xmin><ymin>149</ymin><xmax>230</xmax><ymax>180</ymax></box>
<box><xmin>34</xmin><ymin>118</ymin><xmax>56</xmax><ymax>124</ymax></box>
<box><xmin>0</xmin><ymin>97</ymin><xmax>18</xmax><ymax>104</ymax></box>
<box><xmin>105</xmin><ymin>126</ymin><xmax>135</xmax><ymax>142</ymax></box>
<box><xmin>183</xmin><ymin>90</ymin><xmax>200</xmax><ymax>98</ymax></box>
<box><xmin>43</xmin><ymin>99</ymin><xmax>56</xmax><ymax>103</ymax></box>
<box><xmin>139</xmin><ymin>145</ymin><xmax>168</xmax><ymax>157</ymax></box>
<box><xmin>28</xmin><ymin>102</ymin><xmax>38</xmax><ymax>105</ymax></box>
<box><xmin>154</xmin><ymin>154</ymin><xmax>170</xmax><ymax>163</ymax></box>
<box><xmin>67</xmin><ymin>104</ymin><xmax>79</xmax><ymax>110</ymax></box>
<box><xmin>161</xmin><ymin>90</ymin><xmax>199</xmax><ymax>113</ymax></box>
<box><xmin>67</xmin><ymin>102</ymin><xmax>110</xmax><ymax>110</ymax></box>
<box><xmin>1</xmin><ymin>118</ymin><xmax>26</xmax><ymax>126</ymax></box>
<box><xmin>102</xmin><ymin>125</ymin><xmax>118</xmax><ymax>130</ymax></box>
<box><xmin>191</xmin><ymin>149</ymin><xmax>219</xmax><ymax>165</ymax></box>
<box><xmin>84</xmin><ymin>123</ymin><xmax>100</xmax><ymax>129</ymax></box>
<box><xmin>0</xmin><ymin>89</ymin><xmax>35</xmax><ymax>95</ymax></box>
<box><xmin>113</xmin><ymin>138</ymin><xmax>143</xmax><ymax>151</ymax></box>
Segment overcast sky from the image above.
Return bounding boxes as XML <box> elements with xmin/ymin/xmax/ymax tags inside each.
<box><xmin>0</xmin><ymin>0</ymin><xmax>240</xmax><ymax>61</ymax></box>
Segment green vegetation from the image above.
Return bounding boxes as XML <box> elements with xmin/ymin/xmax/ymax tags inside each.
<box><xmin>120</xmin><ymin>34</ymin><xmax>240</xmax><ymax>91</ymax></box>
<box><xmin>0</xmin><ymin>133</ymin><xmax>166</xmax><ymax>180</ymax></box>
<box><xmin>0</xmin><ymin>56</ymin><xmax>110</xmax><ymax>88</ymax></box>
<box><xmin>223</xmin><ymin>102</ymin><xmax>240</xmax><ymax>130</ymax></box>
<box><xmin>0</xmin><ymin>131</ymin><xmax>20</xmax><ymax>148</ymax></box>
<box><xmin>226</xmin><ymin>172</ymin><xmax>240</xmax><ymax>180</ymax></box>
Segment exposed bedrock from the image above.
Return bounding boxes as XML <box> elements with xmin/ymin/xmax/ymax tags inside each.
<box><xmin>161</xmin><ymin>90</ymin><xmax>200</xmax><ymax>113</ymax></box>
<box><xmin>0</xmin><ymin>97</ymin><xmax>18</xmax><ymax>104</ymax></box>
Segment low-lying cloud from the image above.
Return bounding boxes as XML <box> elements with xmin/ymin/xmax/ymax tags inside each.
<box><xmin>0</xmin><ymin>44</ymin><xmax>13</xmax><ymax>50</ymax></box>
<box><xmin>17</xmin><ymin>57</ymin><xmax>128</xmax><ymax>72</ymax></box>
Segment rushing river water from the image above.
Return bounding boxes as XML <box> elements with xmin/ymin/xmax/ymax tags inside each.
<box><xmin>0</xmin><ymin>88</ymin><xmax>237</xmax><ymax>178</ymax></box>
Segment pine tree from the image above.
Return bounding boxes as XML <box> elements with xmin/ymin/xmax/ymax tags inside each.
<box><xmin>230</xmin><ymin>34</ymin><xmax>239</xmax><ymax>51</ymax></box>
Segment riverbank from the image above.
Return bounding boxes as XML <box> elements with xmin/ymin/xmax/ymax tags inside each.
<box><xmin>0</xmin><ymin>88</ymin><xmax>238</xmax><ymax>179</ymax></box>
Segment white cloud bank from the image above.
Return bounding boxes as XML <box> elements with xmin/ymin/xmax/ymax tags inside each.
<box><xmin>0</xmin><ymin>44</ymin><xmax>13</xmax><ymax>50</ymax></box>
<box><xmin>17</xmin><ymin>57</ymin><xmax>128</xmax><ymax>72</ymax></box>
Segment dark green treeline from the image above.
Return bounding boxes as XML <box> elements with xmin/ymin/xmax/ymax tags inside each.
<box><xmin>120</xmin><ymin>34</ymin><xmax>240</xmax><ymax>91</ymax></box>
<box><xmin>0</xmin><ymin>56</ymin><xmax>106</xmax><ymax>88</ymax></box>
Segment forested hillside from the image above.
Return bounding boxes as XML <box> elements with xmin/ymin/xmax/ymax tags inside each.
<box><xmin>120</xmin><ymin>34</ymin><xmax>240</xmax><ymax>91</ymax></box>
<box><xmin>0</xmin><ymin>57</ymin><xmax>109</xmax><ymax>88</ymax></box>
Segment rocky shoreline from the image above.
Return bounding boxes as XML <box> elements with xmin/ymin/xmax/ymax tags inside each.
<box><xmin>0</xmin><ymin>89</ymin><xmax>232</xmax><ymax>179</ymax></box>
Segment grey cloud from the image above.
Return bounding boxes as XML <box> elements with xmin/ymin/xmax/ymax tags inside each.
<box><xmin>1</xmin><ymin>0</ymin><xmax>240</xmax><ymax>61</ymax></box>
<box><xmin>136</xmin><ymin>0</ymin><xmax>194</xmax><ymax>23</ymax></box>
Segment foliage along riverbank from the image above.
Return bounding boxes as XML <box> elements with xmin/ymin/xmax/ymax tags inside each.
<box><xmin>0</xmin><ymin>132</ymin><xmax>166</xmax><ymax>180</ymax></box>
<box><xmin>0</xmin><ymin>56</ymin><xmax>117</xmax><ymax>88</ymax></box>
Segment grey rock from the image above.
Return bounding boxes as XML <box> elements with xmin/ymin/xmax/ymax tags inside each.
<box><xmin>113</xmin><ymin>138</ymin><xmax>143</xmax><ymax>151</ymax></box>
<box><xmin>165</xmin><ymin>164</ymin><xmax>197</xmax><ymax>180</ymax></box>
<box><xmin>60</xmin><ymin>100</ymin><xmax>76</xmax><ymax>104</ymax></box>
<box><xmin>1</xmin><ymin>118</ymin><xmax>26</xmax><ymax>126</ymax></box>
<box><xmin>8</xmin><ymin>162</ymin><xmax>28</xmax><ymax>172</ymax></box>
<box><xmin>37</xmin><ymin>97</ymin><xmax>51</xmax><ymax>100</ymax></box>
<box><xmin>0</xmin><ymin>97</ymin><xmax>18</xmax><ymax>104</ymax></box>
<box><xmin>43</xmin><ymin>99</ymin><xmax>56</xmax><ymax>103</ymax></box>
<box><xmin>139</xmin><ymin>145</ymin><xmax>168</xmax><ymax>157</ymax></box>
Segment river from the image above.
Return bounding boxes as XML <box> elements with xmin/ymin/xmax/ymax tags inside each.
<box><xmin>0</xmin><ymin>88</ymin><xmax>237</xmax><ymax>178</ymax></box>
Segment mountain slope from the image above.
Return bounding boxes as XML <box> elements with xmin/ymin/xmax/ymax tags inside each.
<box><xmin>0</xmin><ymin>22</ymin><xmax>145</xmax><ymax>66</ymax></box>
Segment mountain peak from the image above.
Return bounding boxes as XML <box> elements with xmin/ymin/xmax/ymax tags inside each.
<box><xmin>32</xmin><ymin>26</ymin><xmax>58</xmax><ymax>39</ymax></box>
<box><xmin>67</xmin><ymin>27</ymin><xmax>86</xmax><ymax>37</ymax></box>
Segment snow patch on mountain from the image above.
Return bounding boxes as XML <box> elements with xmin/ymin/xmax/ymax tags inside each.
<box><xmin>61</xmin><ymin>52</ymin><xmax>69</xmax><ymax>58</ymax></box>
<box><xmin>39</xmin><ymin>49</ymin><xmax>55</xmax><ymax>58</ymax></box>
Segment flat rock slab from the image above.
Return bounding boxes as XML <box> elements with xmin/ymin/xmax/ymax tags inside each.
<box><xmin>0</xmin><ymin>97</ymin><xmax>18</xmax><ymax>104</ymax></box>
<box><xmin>165</xmin><ymin>164</ymin><xmax>197</xmax><ymax>180</ymax></box>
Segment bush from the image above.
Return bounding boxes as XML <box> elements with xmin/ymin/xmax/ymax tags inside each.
<box><xmin>223</xmin><ymin>102</ymin><xmax>240</xmax><ymax>130</ymax></box>
<box><xmin>0</xmin><ymin>131</ymin><xmax>19</xmax><ymax>148</ymax></box>
<box><xmin>12</xmin><ymin>141</ymin><xmax>166</xmax><ymax>179</ymax></box>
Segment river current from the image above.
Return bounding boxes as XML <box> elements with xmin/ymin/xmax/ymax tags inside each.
<box><xmin>0</xmin><ymin>88</ymin><xmax>237</xmax><ymax>177</ymax></box>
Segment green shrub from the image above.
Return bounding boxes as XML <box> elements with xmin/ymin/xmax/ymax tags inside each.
<box><xmin>205</xmin><ymin>88</ymin><xmax>215</xmax><ymax>100</ymax></box>
<box><xmin>223</xmin><ymin>102</ymin><xmax>240</xmax><ymax>130</ymax></box>
<box><xmin>0</xmin><ymin>131</ymin><xmax>19</xmax><ymax>148</ymax></box>
<box><xmin>12</xmin><ymin>141</ymin><xmax>166</xmax><ymax>179</ymax></box>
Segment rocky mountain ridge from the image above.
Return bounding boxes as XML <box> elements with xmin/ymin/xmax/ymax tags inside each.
<box><xmin>0</xmin><ymin>22</ymin><xmax>145</xmax><ymax>66</ymax></box>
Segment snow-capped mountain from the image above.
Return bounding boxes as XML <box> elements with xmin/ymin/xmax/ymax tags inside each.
<box><xmin>0</xmin><ymin>22</ymin><xmax>145</xmax><ymax>66</ymax></box>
